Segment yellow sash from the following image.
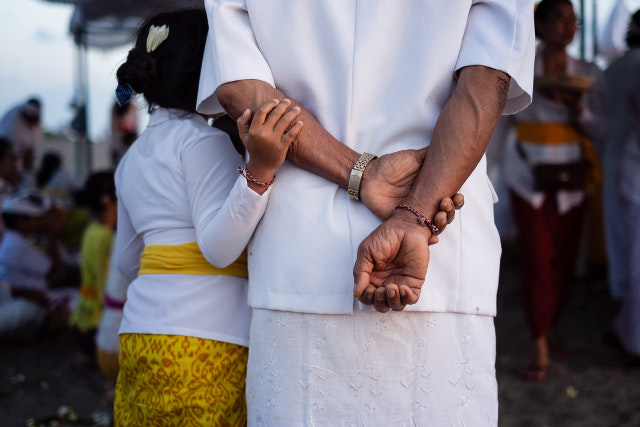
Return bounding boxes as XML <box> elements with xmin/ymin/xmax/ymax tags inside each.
<box><xmin>138</xmin><ymin>242</ymin><xmax>248</xmax><ymax>278</ymax></box>
<box><xmin>517</xmin><ymin>121</ymin><xmax>602</xmax><ymax>194</ymax></box>
<box><xmin>517</xmin><ymin>122</ymin><xmax>584</xmax><ymax>145</ymax></box>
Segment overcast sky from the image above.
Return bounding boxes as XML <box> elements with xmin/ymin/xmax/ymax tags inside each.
<box><xmin>1</xmin><ymin>0</ymin><xmax>639</xmax><ymax>145</ymax></box>
<box><xmin>0</xmin><ymin>0</ymin><xmax>130</xmax><ymax>144</ymax></box>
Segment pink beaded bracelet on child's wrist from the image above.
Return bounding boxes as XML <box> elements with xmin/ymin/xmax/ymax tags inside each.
<box><xmin>395</xmin><ymin>204</ymin><xmax>439</xmax><ymax>235</ymax></box>
<box><xmin>238</xmin><ymin>163</ymin><xmax>275</xmax><ymax>188</ymax></box>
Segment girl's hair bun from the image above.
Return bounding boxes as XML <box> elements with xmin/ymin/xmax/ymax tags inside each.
<box><xmin>116</xmin><ymin>47</ymin><xmax>157</xmax><ymax>95</ymax></box>
<box><xmin>115</xmin><ymin>8</ymin><xmax>208</xmax><ymax>113</ymax></box>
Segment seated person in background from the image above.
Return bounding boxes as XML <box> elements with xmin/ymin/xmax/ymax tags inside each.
<box><xmin>0</xmin><ymin>137</ymin><xmax>20</xmax><ymax>196</ymax></box>
<box><xmin>36</xmin><ymin>151</ymin><xmax>81</xmax><ymax>207</ymax></box>
<box><xmin>0</xmin><ymin>137</ymin><xmax>21</xmax><ymax>240</ymax></box>
<box><xmin>68</xmin><ymin>171</ymin><xmax>117</xmax><ymax>368</ymax></box>
<box><xmin>0</xmin><ymin>98</ymin><xmax>43</xmax><ymax>191</ymax></box>
<box><xmin>0</xmin><ymin>189</ymin><xmax>70</xmax><ymax>341</ymax></box>
<box><xmin>36</xmin><ymin>152</ymin><xmax>86</xmax><ymax>287</ymax></box>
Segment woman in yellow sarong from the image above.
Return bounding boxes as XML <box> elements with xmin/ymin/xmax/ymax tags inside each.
<box><xmin>111</xmin><ymin>8</ymin><xmax>303</xmax><ymax>426</ymax></box>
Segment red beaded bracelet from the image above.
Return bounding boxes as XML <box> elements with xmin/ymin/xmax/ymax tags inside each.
<box><xmin>395</xmin><ymin>204</ymin><xmax>439</xmax><ymax>235</ymax></box>
<box><xmin>238</xmin><ymin>164</ymin><xmax>275</xmax><ymax>187</ymax></box>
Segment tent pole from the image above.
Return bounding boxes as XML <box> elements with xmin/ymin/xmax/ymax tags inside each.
<box><xmin>73</xmin><ymin>37</ymin><xmax>92</xmax><ymax>183</ymax></box>
<box><xmin>81</xmin><ymin>42</ymin><xmax>92</xmax><ymax>176</ymax></box>
<box><xmin>74</xmin><ymin>40</ymin><xmax>83</xmax><ymax>183</ymax></box>
<box><xmin>580</xmin><ymin>0</ymin><xmax>586</xmax><ymax>59</ymax></box>
<box><xmin>592</xmin><ymin>0</ymin><xmax>598</xmax><ymax>59</ymax></box>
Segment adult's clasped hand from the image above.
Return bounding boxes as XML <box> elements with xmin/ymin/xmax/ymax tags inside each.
<box><xmin>353</xmin><ymin>212</ymin><xmax>432</xmax><ymax>313</ymax></box>
<box><xmin>354</xmin><ymin>152</ymin><xmax>464</xmax><ymax>312</ymax></box>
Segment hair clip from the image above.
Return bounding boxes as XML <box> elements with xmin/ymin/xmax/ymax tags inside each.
<box><xmin>115</xmin><ymin>83</ymin><xmax>134</xmax><ymax>107</ymax></box>
<box><xmin>147</xmin><ymin>25</ymin><xmax>169</xmax><ymax>53</ymax></box>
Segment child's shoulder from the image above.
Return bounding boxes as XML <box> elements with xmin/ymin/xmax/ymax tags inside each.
<box><xmin>187</xmin><ymin>114</ymin><xmax>226</xmax><ymax>135</ymax></box>
<box><xmin>178</xmin><ymin>115</ymin><xmax>233</xmax><ymax>147</ymax></box>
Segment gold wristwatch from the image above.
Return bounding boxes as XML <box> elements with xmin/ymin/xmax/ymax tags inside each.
<box><xmin>348</xmin><ymin>152</ymin><xmax>377</xmax><ymax>201</ymax></box>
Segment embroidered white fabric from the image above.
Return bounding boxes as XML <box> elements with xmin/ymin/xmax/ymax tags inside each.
<box><xmin>247</xmin><ymin>308</ymin><xmax>498</xmax><ymax>426</ymax></box>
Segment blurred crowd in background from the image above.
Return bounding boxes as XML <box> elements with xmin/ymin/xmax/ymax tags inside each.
<box><xmin>0</xmin><ymin>1</ymin><xmax>638</xmax><ymax>392</ymax></box>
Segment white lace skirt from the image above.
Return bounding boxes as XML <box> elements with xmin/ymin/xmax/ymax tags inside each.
<box><xmin>247</xmin><ymin>308</ymin><xmax>498</xmax><ymax>426</ymax></box>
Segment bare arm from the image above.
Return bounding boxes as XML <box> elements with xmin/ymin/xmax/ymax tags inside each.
<box><xmin>217</xmin><ymin>80</ymin><xmax>462</xmax><ymax>232</ymax></box>
<box><xmin>354</xmin><ymin>65</ymin><xmax>509</xmax><ymax>312</ymax></box>
<box><xmin>217</xmin><ymin>80</ymin><xmax>359</xmax><ymax>189</ymax></box>
<box><xmin>401</xmin><ymin>66</ymin><xmax>509</xmax><ymax>219</ymax></box>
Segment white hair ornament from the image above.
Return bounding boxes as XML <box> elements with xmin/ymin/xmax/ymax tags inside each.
<box><xmin>146</xmin><ymin>25</ymin><xmax>169</xmax><ymax>53</ymax></box>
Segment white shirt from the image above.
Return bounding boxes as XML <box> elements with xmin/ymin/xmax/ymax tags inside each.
<box><xmin>0</xmin><ymin>229</ymin><xmax>51</xmax><ymax>292</ymax></box>
<box><xmin>115</xmin><ymin>108</ymin><xmax>270</xmax><ymax>346</ymax></box>
<box><xmin>198</xmin><ymin>1</ymin><xmax>535</xmax><ymax>316</ymax></box>
<box><xmin>619</xmin><ymin>71</ymin><xmax>640</xmax><ymax>204</ymax></box>
<box><xmin>45</xmin><ymin>169</ymin><xmax>80</xmax><ymax>199</ymax></box>
<box><xmin>0</xmin><ymin>104</ymin><xmax>43</xmax><ymax>154</ymax></box>
<box><xmin>604</xmin><ymin>49</ymin><xmax>640</xmax><ymax>169</ymax></box>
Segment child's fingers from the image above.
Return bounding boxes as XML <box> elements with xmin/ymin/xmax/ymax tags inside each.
<box><xmin>263</xmin><ymin>99</ymin><xmax>292</xmax><ymax>128</ymax></box>
<box><xmin>273</xmin><ymin>105</ymin><xmax>301</xmax><ymax>135</ymax></box>
<box><xmin>252</xmin><ymin>99</ymin><xmax>280</xmax><ymax>127</ymax></box>
<box><xmin>281</xmin><ymin>121</ymin><xmax>303</xmax><ymax>146</ymax></box>
<box><xmin>236</xmin><ymin>109</ymin><xmax>252</xmax><ymax>138</ymax></box>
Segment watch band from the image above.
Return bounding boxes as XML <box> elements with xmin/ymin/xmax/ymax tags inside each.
<box><xmin>348</xmin><ymin>152</ymin><xmax>377</xmax><ymax>201</ymax></box>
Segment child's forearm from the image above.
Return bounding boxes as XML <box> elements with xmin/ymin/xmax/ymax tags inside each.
<box><xmin>217</xmin><ymin>80</ymin><xmax>360</xmax><ymax>190</ymax></box>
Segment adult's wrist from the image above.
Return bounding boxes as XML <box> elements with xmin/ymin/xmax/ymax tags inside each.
<box><xmin>394</xmin><ymin>204</ymin><xmax>439</xmax><ymax>236</ymax></box>
<box><xmin>348</xmin><ymin>152</ymin><xmax>377</xmax><ymax>201</ymax></box>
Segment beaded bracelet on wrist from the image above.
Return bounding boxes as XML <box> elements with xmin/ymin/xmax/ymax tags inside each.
<box><xmin>238</xmin><ymin>164</ymin><xmax>275</xmax><ymax>187</ymax></box>
<box><xmin>395</xmin><ymin>204</ymin><xmax>439</xmax><ymax>235</ymax></box>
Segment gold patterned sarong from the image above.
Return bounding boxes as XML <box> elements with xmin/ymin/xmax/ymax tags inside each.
<box><xmin>114</xmin><ymin>334</ymin><xmax>248</xmax><ymax>426</ymax></box>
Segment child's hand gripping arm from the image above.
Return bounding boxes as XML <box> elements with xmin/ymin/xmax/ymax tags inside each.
<box><xmin>191</xmin><ymin>99</ymin><xmax>303</xmax><ymax>268</ymax></box>
<box><xmin>236</xmin><ymin>99</ymin><xmax>303</xmax><ymax>194</ymax></box>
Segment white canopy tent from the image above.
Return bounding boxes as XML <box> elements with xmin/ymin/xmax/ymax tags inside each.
<box><xmin>61</xmin><ymin>0</ymin><xmax>202</xmax><ymax>49</ymax></box>
<box><xmin>41</xmin><ymin>0</ymin><xmax>202</xmax><ymax>178</ymax></box>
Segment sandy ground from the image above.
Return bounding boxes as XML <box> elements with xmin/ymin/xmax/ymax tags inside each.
<box><xmin>1</xmin><ymin>242</ymin><xmax>639</xmax><ymax>426</ymax></box>
<box><xmin>494</xmin><ymin>244</ymin><xmax>640</xmax><ymax>427</ymax></box>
